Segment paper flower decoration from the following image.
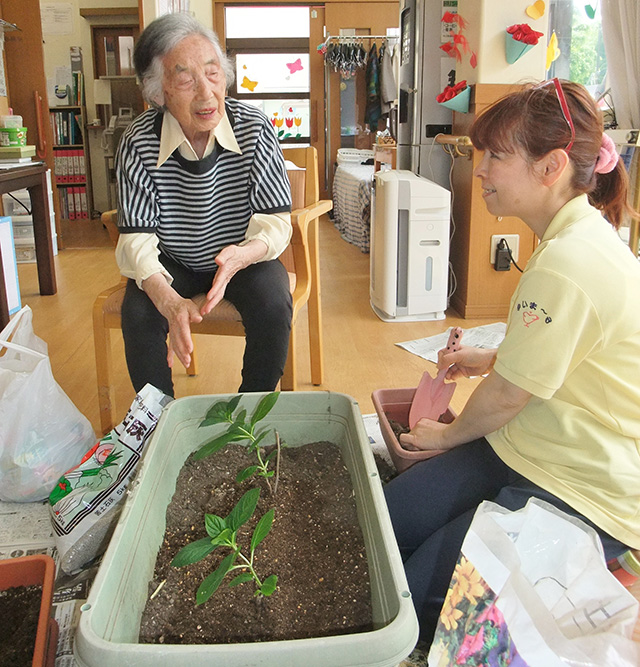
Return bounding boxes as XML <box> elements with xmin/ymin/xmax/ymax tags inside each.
<box><xmin>505</xmin><ymin>24</ymin><xmax>544</xmax><ymax>64</ymax></box>
<box><xmin>436</xmin><ymin>80</ymin><xmax>470</xmax><ymax>113</ymax></box>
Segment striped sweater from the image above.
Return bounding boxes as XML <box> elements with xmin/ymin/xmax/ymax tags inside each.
<box><xmin>115</xmin><ymin>99</ymin><xmax>292</xmax><ymax>271</ymax></box>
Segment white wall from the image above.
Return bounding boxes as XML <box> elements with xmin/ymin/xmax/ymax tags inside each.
<box><xmin>457</xmin><ymin>0</ymin><xmax>549</xmax><ymax>84</ymax></box>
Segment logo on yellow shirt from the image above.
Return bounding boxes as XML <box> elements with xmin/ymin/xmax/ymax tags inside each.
<box><xmin>516</xmin><ymin>300</ymin><xmax>552</xmax><ymax>326</ymax></box>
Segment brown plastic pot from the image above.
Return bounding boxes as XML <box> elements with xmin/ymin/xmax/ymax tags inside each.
<box><xmin>371</xmin><ymin>387</ymin><xmax>456</xmax><ymax>473</ymax></box>
<box><xmin>0</xmin><ymin>554</ymin><xmax>58</xmax><ymax>667</ymax></box>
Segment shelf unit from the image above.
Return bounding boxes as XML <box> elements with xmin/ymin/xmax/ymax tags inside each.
<box><xmin>49</xmin><ymin>105</ymin><xmax>93</xmax><ymax>221</ymax></box>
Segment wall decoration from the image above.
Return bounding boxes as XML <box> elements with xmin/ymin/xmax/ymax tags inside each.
<box><xmin>270</xmin><ymin>108</ymin><xmax>302</xmax><ymax>141</ymax></box>
<box><xmin>546</xmin><ymin>31</ymin><xmax>561</xmax><ymax>70</ymax></box>
<box><xmin>286</xmin><ymin>58</ymin><xmax>304</xmax><ymax>75</ymax></box>
<box><xmin>584</xmin><ymin>2</ymin><xmax>597</xmax><ymax>19</ymax></box>
<box><xmin>240</xmin><ymin>76</ymin><xmax>258</xmax><ymax>92</ymax></box>
<box><xmin>525</xmin><ymin>0</ymin><xmax>546</xmax><ymax>20</ymax></box>
<box><xmin>440</xmin><ymin>11</ymin><xmax>477</xmax><ymax>68</ymax></box>
<box><xmin>436</xmin><ymin>80</ymin><xmax>470</xmax><ymax>113</ymax></box>
<box><xmin>505</xmin><ymin>24</ymin><xmax>544</xmax><ymax>65</ymax></box>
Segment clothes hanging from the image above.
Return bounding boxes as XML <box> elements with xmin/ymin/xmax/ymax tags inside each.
<box><xmin>380</xmin><ymin>41</ymin><xmax>398</xmax><ymax>116</ymax></box>
<box><xmin>365</xmin><ymin>43</ymin><xmax>382</xmax><ymax>128</ymax></box>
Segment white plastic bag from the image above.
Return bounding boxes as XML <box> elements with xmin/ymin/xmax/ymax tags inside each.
<box><xmin>428</xmin><ymin>498</ymin><xmax>640</xmax><ymax>667</ymax></box>
<box><xmin>49</xmin><ymin>383</ymin><xmax>172</xmax><ymax>573</ymax></box>
<box><xmin>0</xmin><ymin>306</ymin><xmax>96</xmax><ymax>502</ymax></box>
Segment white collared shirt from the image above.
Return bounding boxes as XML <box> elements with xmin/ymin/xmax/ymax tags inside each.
<box><xmin>116</xmin><ymin>110</ymin><xmax>292</xmax><ymax>288</ymax></box>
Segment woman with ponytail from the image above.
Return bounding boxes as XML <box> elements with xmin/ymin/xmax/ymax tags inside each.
<box><xmin>384</xmin><ymin>79</ymin><xmax>640</xmax><ymax>644</ymax></box>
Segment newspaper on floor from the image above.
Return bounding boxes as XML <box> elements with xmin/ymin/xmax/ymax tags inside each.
<box><xmin>0</xmin><ymin>499</ymin><xmax>96</xmax><ymax>666</ymax></box>
<box><xmin>396</xmin><ymin>322</ymin><xmax>507</xmax><ymax>364</ymax></box>
<box><xmin>361</xmin><ymin>412</ymin><xmax>393</xmax><ymax>468</ymax></box>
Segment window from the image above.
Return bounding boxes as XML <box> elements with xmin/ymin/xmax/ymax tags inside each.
<box><xmin>548</xmin><ymin>0</ymin><xmax>607</xmax><ymax>97</ymax></box>
<box><xmin>225</xmin><ymin>7</ymin><xmax>311</xmax><ymax>144</ymax></box>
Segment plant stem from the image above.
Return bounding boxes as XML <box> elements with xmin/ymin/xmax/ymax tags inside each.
<box><xmin>273</xmin><ymin>431</ymin><xmax>281</xmax><ymax>496</ymax></box>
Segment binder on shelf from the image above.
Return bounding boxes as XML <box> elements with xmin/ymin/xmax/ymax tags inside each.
<box><xmin>73</xmin><ymin>187</ymin><xmax>82</xmax><ymax>219</ymax></box>
<box><xmin>67</xmin><ymin>188</ymin><xmax>76</xmax><ymax>220</ymax></box>
<box><xmin>79</xmin><ymin>187</ymin><xmax>89</xmax><ymax>218</ymax></box>
<box><xmin>72</xmin><ymin>150</ymin><xmax>81</xmax><ymax>182</ymax></box>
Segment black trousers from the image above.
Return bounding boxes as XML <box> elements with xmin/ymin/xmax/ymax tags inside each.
<box><xmin>384</xmin><ymin>438</ymin><xmax>628</xmax><ymax>644</ymax></box>
<box><xmin>121</xmin><ymin>252</ymin><xmax>293</xmax><ymax>397</ymax></box>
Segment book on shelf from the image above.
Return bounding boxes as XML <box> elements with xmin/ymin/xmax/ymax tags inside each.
<box><xmin>0</xmin><ymin>157</ymin><xmax>33</xmax><ymax>164</ymax></box>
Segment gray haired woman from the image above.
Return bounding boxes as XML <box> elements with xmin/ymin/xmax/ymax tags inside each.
<box><xmin>114</xmin><ymin>13</ymin><xmax>294</xmax><ymax>400</ymax></box>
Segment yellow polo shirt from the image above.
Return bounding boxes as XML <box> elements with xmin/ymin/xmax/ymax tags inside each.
<box><xmin>488</xmin><ymin>195</ymin><xmax>640</xmax><ymax>548</ymax></box>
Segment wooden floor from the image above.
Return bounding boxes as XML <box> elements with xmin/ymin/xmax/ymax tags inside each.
<box><xmin>14</xmin><ymin>214</ymin><xmax>640</xmax><ymax>645</ymax></box>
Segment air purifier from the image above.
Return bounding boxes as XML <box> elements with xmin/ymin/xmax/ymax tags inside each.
<box><xmin>370</xmin><ymin>170</ymin><xmax>450</xmax><ymax>322</ymax></box>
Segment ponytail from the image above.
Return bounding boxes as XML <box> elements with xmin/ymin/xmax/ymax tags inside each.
<box><xmin>589</xmin><ymin>158</ymin><xmax>636</xmax><ymax>231</ymax></box>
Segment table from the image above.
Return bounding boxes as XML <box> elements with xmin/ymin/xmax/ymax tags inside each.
<box><xmin>373</xmin><ymin>144</ymin><xmax>397</xmax><ymax>172</ymax></box>
<box><xmin>0</xmin><ymin>162</ymin><xmax>57</xmax><ymax>329</ymax></box>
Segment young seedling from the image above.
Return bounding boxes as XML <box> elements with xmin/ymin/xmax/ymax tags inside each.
<box><xmin>171</xmin><ymin>487</ymin><xmax>277</xmax><ymax>604</ymax></box>
<box><xmin>196</xmin><ymin>392</ymin><xmax>282</xmax><ymax>494</ymax></box>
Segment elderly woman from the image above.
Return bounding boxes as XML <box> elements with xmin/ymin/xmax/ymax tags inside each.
<box><xmin>115</xmin><ymin>13</ymin><xmax>293</xmax><ymax>398</ymax></box>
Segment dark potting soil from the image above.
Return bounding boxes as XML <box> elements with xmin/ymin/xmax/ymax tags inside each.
<box><xmin>0</xmin><ymin>584</ymin><xmax>42</xmax><ymax>667</ymax></box>
<box><xmin>139</xmin><ymin>442</ymin><xmax>373</xmax><ymax>645</ymax></box>
<box><xmin>389</xmin><ymin>418</ymin><xmax>410</xmax><ymax>441</ymax></box>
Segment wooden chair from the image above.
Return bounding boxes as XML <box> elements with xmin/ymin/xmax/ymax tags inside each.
<box><xmin>93</xmin><ymin>146</ymin><xmax>332</xmax><ymax>434</ymax></box>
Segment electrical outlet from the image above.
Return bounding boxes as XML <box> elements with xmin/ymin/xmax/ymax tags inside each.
<box><xmin>490</xmin><ymin>234</ymin><xmax>519</xmax><ymax>264</ymax></box>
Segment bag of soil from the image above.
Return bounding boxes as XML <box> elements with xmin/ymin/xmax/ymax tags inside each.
<box><xmin>48</xmin><ymin>383</ymin><xmax>172</xmax><ymax>574</ymax></box>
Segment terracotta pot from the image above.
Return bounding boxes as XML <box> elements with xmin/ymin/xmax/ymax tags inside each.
<box><xmin>371</xmin><ymin>387</ymin><xmax>456</xmax><ymax>473</ymax></box>
<box><xmin>0</xmin><ymin>554</ymin><xmax>58</xmax><ymax>667</ymax></box>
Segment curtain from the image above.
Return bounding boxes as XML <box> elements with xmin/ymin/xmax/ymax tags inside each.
<box><xmin>601</xmin><ymin>0</ymin><xmax>640</xmax><ymax>129</ymax></box>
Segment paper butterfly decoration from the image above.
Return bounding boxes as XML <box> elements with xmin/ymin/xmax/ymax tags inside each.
<box><xmin>546</xmin><ymin>31</ymin><xmax>561</xmax><ymax>70</ymax></box>
<box><xmin>525</xmin><ymin>0</ymin><xmax>545</xmax><ymax>20</ymax></box>
<box><xmin>286</xmin><ymin>58</ymin><xmax>304</xmax><ymax>74</ymax></box>
<box><xmin>585</xmin><ymin>3</ymin><xmax>597</xmax><ymax>19</ymax></box>
<box><xmin>241</xmin><ymin>76</ymin><xmax>258</xmax><ymax>92</ymax></box>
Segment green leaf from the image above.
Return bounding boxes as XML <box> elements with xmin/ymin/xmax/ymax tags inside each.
<box><xmin>262</xmin><ymin>470</ymin><xmax>275</xmax><ymax>478</ymax></box>
<box><xmin>196</xmin><ymin>552</ymin><xmax>236</xmax><ymax>604</ymax></box>
<box><xmin>236</xmin><ymin>465</ymin><xmax>259</xmax><ymax>483</ymax></box>
<box><xmin>210</xmin><ymin>527</ymin><xmax>234</xmax><ymax>547</ymax></box>
<box><xmin>251</xmin><ymin>508</ymin><xmax>274</xmax><ymax>552</ymax></box>
<box><xmin>171</xmin><ymin>537</ymin><xmax>216</xmax><ymax>568</ymax></box>
<box><xmin>228</xmin><ymin>572</ymin><xmax>254</xmax><ymax>588</ymax></box>
<box><xmin>193</xmin><ymin>431</ymin><xmax>238</xmax><ymax>460</ymax></box>
<box><xmin>227</xmin><ymin>487</ymin><xmax>260</xmax><ymax>532</ymax></box>
<box><xmin>264</xmin><ymin>449</ymin><xmax>278</xmax><ymax>463</ymax></box>
<box><xmin>251</xmin><ymin>392</ymin><xmax>279</xmax><ymax>426</ymax></box>
<box><xmin>259</xmin><ymin>574</ymin><xmax>278</xmax><ymax>596</ymax></box>
<box><xmin>204</xmin><ymin>514</ymin><xmax>226</xmax><ymax>538</ymax></box>
<box><xmin>200</xmin><ymin>396</ymin><xmax>242</xmax><ymax>426</ymax></box>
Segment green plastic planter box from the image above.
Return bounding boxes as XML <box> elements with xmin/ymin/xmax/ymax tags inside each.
<box><xmin>75</xmin><ymin>392</ymin><xmax>418</xmax><ymax>667</ymax></box>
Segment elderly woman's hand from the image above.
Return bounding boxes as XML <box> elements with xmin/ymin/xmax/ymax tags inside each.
<box><xmin>200</xmin><ymin>240</ymin><xmax>268</xmax><ymax>315</ymax></box>
<box><xmin>141</xmin><ymin>273</ymin><xmax>203</xmax><ymax>369</ymax></box>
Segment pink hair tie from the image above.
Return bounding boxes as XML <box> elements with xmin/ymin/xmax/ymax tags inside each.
<box><xmin>595</xmin><ymin>133</ymin><xmax>619</xmax><ymax>174</ymax></box>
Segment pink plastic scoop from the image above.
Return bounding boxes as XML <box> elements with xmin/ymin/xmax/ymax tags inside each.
<box><xmin>408</xmin><ymin>327</ymin><xmax>463</xmax><ymax>429</ymax></box>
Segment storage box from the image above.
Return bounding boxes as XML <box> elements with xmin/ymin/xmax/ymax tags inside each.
<box><xmin>2</xmin><ymin>190</ymin><xmax>30</xmax><ymax>217</ymax></box>
<box><xmin>0</xmin><ymin>127</ymin><xmax>28</xmax><ymax>146</ymax></box>
<box><xmin>0</xmin><ymin>555</ymin><xmax>59</xmax><ymax>667</ymax></box>
<box><xmin>14</xmin><ymin>238</ymin><xmax>36</xmax><ymax>264</ymax></box>
<box><xmin>75</xmin><ymin>392</ymin><xmax>419</xmax><ymax>667</ymax></box>
<box><xmin>371</xmin><ymin>387</ymin><xmax>455</xmax><ymax>473</ymax></box>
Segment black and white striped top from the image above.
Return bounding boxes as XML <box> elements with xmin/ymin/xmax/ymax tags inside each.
<box><xmin>115</xmin><ymin>98</ymin><xmax>292</xmax><ymax>272</ymax></box>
